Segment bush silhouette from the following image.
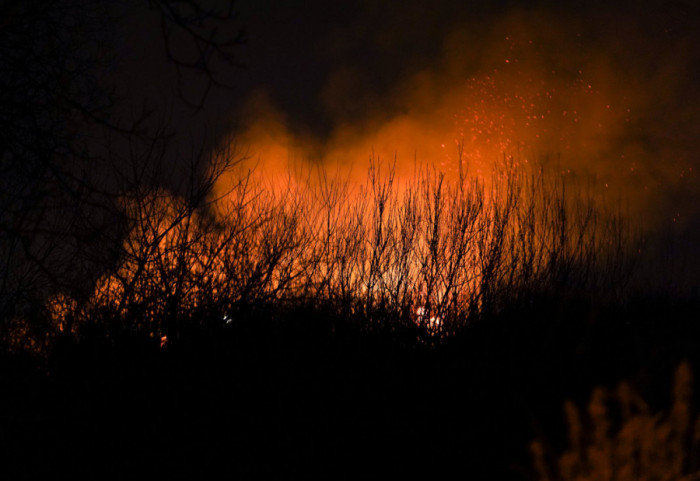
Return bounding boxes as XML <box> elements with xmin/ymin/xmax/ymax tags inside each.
<box><xmin>4</xmin><ymin>153</ymin><xmax>641</xmax><ymax>354</ymax></box>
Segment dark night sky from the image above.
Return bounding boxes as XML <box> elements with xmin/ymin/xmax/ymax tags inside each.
<box><xmin>225</xmin><ymin>0</ymin><xmax>699</xmax><ymax>135</ymax></box>
<box><xmin>116</xmin><ymin>0</ymin><xmax>699</xmax><ymax>138</ymax></box>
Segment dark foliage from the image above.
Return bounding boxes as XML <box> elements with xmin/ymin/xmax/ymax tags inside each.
<box><xmin>2</xmin><ymin>295</ymin><xmax>699</xmax><ymax>479</ymax></box>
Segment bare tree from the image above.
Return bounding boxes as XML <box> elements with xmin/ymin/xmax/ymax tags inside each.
<box><xmin>0</xmin><ymin>0</ymin><xmax>243</xmax><ymax>337</ymax></box>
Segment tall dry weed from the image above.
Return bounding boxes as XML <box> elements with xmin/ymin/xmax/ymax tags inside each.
<box><xmin>532</xmin><ymin>362</ymin><xmax>700</xmax><ymax>481</ymax></box>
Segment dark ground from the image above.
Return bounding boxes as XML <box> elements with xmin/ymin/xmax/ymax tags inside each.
<box><xmin>2</xmin><ymin>295</ymin><xmax>699</xmax><ymax>479</ymax></box>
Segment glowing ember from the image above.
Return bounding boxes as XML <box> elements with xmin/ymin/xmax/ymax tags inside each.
<box><xmin>415</xmin><ymin>307</ymin><xmax>442</xmax><ymax>332</ymax></box>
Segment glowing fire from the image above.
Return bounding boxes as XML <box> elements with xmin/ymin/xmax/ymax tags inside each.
<box><xmin>415</xmin><ymin>307</ymin><xmax>442</xmax><ymax>333</ymax></box>
<box><xmin>9</xmin><ymin>30</ymin><xmax>647</xmax><ymax>353</ymax></box>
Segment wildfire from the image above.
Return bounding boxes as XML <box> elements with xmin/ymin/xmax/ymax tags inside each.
<box><xmin>8</xmin><ymin>27</ymin><xmax>647</xmax><ymax>354</ymax></box>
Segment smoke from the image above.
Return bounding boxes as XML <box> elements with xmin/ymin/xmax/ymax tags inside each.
<box><xmin>216</xmin><ymin>2</ymin><xmax>699</xmax><ymax>274</ymax></box>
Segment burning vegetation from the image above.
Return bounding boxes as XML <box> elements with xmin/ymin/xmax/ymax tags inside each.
<box><xmin>6</xmin><ymin>151</ymin><xmax>638</xmax><ymax>354</ymax></box>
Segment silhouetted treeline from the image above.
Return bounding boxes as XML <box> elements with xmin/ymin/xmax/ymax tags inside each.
<box><xmin>3</xmin><ymin>153</ymin><xmax>644</xmax><ymax>355</ymax></box>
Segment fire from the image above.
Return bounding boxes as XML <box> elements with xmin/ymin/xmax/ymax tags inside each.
<box><xmin>415</xmin><ymin>307</ymin><xmax>442</xmax><ymax>333</ymax></box>
<box><xmin>8</xmin><ymin>21</ymin><xmax>649</xmax><ymax>353</ymax></box>
<box><xmin>23</xmin><ymin>112</ymin><xmax>633</xmax><ymax>351</ymax></box>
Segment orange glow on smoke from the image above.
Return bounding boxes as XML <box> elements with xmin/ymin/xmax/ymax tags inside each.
<box><xmin>215</xmin><ymin>7</ymin><xmax>698</xmax><ymax>234</ymax></box>
<box><xmin>216</xmin><ymin>39</ymin><xmax>631</xmax><ymax>205</ymax></box>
